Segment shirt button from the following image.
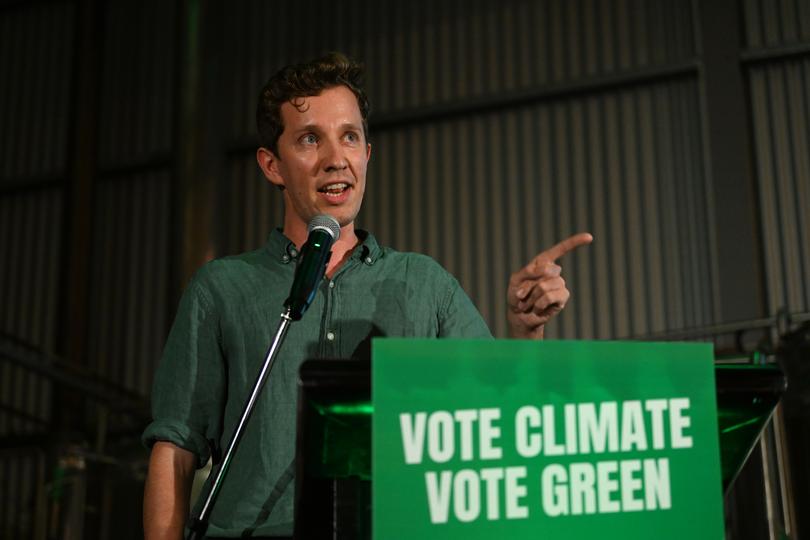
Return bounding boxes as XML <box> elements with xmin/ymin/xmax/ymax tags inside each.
<box><xmin>364</xmin><ymin>256</ymin><xmax>373</xmax><ymax>265</ymax></box>
<box><xmin>329</xmin><ymin>281</ymin><xmax>335</xmax><ymax>289</ymax></box>
<box><xmin>326</xmin><ymin>331</ymin><xmax>335</xmax><ymax>341</ymax></box>
<box><xmin>282</xmin><ymin>254</ymin><xmax>290</xmax><ymax>263</ymax></box>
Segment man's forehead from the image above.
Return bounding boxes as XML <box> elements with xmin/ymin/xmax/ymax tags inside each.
<box><xmin>280</xmin><ymin>86</ymin><xmax>363</xmax><ymax>126</ymax></box>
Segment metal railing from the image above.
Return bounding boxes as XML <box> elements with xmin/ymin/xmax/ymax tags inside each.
<box><xmin>0</xmin><ymin>333</ymin><xmax>150</xmax><ymax>540</ymax></box>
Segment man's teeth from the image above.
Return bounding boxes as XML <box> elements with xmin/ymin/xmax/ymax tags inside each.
<box><xmin>321</xmin><ymin>183</ymin><xmax>348</xmax><ymax>194</ymax></box>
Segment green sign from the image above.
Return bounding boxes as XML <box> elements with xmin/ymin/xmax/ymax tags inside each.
<box><xmin>372</xmin><ymin>339</ymin><xmax>724</xmax><ymax>539</ymax></box>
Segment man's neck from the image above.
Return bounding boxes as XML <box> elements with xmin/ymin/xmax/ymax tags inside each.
<box><xmin>283</xmin><ymin>217</ymin><xmax>359</xmax><ymax>277</ymax></box>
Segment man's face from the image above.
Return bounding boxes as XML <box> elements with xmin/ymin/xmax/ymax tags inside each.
<box><xmin>264</xmin><ymin>85</ymin><xmax>371</xmax><ymax>231</ymax></box>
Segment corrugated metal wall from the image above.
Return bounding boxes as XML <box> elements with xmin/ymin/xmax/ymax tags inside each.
<box><xmin>97</xmin><ymin>0</ymin><xmax>176</xmax><ymax>170</ymax></box>
<box><xmin>221</xmin><ymin>0</ymin><xmax>696</xmax><ymax>134</ymax></box>
<box><xmin>84</xmin><ymin>0</ymin><xmax>178</xmax><ymax>396</ymax></box>
<box><xmin>0</xmin><ymin>2</ymin><xmax>72</xmax><ymax>442</ymax></box>
<box><xmin>750</xmin><ymin>60</ymin><xmax>810</xmax><ymax>316</ymax></box>
<box><xmin>0</xmin><ymin>0</ymin><xmax>808</xmax><ymax>535</ymax></box>
<box><xmin>742</xmin><ymin>0</ymin><xmax>810</xmax><ymax>316</ymax></box>
<box><xmin>0</xmin><ymin>191</ymin><xmax>60</xmax><ymax>438</ymax></box>
<box><xmin>221</xmin><ymin>156</ymin><xmax>285</xmax><ymax>255</ymax></box>
<box><xmin>0</xmin><ymin>448</ymin><xmax>45</xmax><ymax>539</ymax></box>
<box><xmin>0</xmin><ymin>2</ymin><xmax>72</xmax><ymax>348</ymax></box>
<box><xmin>217</xmin><ymin>0</ymin><xmax>714</xmax><ymax>339</ymax></box>
<box><xmin>0</xmin><ymin>3</ymin><xmax>73</xmax><ymax>186</ymax></box>
<box><xmin>742</xmin><ymin>0</ymin><xmax>810</xmax><ymax>48</ymax></box>
<box><xmin>2</xmin><ymin>0</ymin><xmax>803</xmax><ymax>412</ymax></box>
<box><xmin>0</xmin><ymin>1</ymin><xmax>175</xmax><ymax>532</ymax></box>
<box><xmin>0</xmin><ymin>5</ymin><xmax>72</xmax><ymax>534</ymax></box>
<box><xmin>362</xmin><ymin>80</ymin><xmax>715</xmax><ymax>339</ymax></box>
<box><xmin>0</xmin><ymin>0</ymin><xmax>178</xmax><ymax>410</ymax></box>
<box><xmin>0</xmin><ymin>191</ymin><xmax>63</xmax><ymax>351</ymax></box>
<box><xmin>87</xmin><ymin>173</ymin><xmax>172</xmax><ymax>396</ymax></box>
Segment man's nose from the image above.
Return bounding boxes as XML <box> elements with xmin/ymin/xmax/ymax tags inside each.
<box><xmin>321</xmin><ymin>138</ymin><xmax>348</xmax><ymax>171</ymax></box>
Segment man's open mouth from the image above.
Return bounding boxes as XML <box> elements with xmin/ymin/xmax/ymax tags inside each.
<box><xmin>318</xmin><ymin>182</ymin><xmax>350</xmax><ymax>197</ymax></box>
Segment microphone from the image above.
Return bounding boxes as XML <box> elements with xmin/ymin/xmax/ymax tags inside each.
<box><xmin>284</xmin><ymin>214</ymin><xmax>341</xmax><ymax>320</ymax></box>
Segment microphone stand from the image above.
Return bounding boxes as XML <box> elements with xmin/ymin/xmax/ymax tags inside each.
<box><xmin>186</xmin><ymin>214</ymin><xmax>339</xmax><ymax>538</ymax></box>
<box><xmin>187</xmin><ymin>307</ymin><xmax>294</xmax><ymax>540</ymax></box>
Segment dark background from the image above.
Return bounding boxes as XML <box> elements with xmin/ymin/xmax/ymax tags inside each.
<box><xmin>0</xmin><ymin>0</ymin><xmax>809</xmax><ymax>538</ymax></box>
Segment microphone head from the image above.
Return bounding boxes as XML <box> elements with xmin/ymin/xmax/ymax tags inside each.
<box><xmin>307</xmin><ymin>214</ymin><xmax>341</xmax><ymax>241</ymax></box>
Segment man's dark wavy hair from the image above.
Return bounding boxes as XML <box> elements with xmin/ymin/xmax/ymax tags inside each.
<box><xmin>256</xmin><ymin>52</ymin><xmax>370</xmax><ymax>157</ymax></box>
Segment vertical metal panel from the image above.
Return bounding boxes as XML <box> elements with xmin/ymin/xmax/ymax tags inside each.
<box><xmin>97</xmin><ymin>0</ymin><xmax>176</xmax><ymax>169</ymax></box>
<box><xmin>222</xmin><ymin>0</ymin><xmax>697</xmax><ymax>143</ymax></box>
<box><xmin>567</xmin><ymin>100</ymin><xmax>592</xmax><ymax>338</ymax></box>
<box><xmin>742</xmin><ymin>0</ymin><xmax>810</xmax><ymax>49</ymax></box>
<box><xmin>0</xmin><ymin>449</ymin><xmax>45</xmax><ymax>539</ymax></box>
<box><xmin>0</xmin><ymin>190</ymin><xmax>61</xmax><ymax>436</ymax></box>
<box><xmin>0</xmin><ymin>3</ymin><xmax>74</xmax><ymax>184</ymax></box>
<box><xmin>0</xmin><ymin>394</ymin><xmax>49</xmax><ymax>528</ymax></box>
<box><xmin>86</xmin><ymin>173</ymin><xmax>171</xmax><ymax>396</ymax></box>
<box><xmin>749</xmin><ymin>59</ymin><xmax>810</xmax><ymax>315</ymax></box>
<box><xmin>84</xmin><ymin>0</ymin><xmax>178</xmax><ymax>398</ymax></box>
<box><xmin>584</xmin><ymin>97</ymin><xmax>609</xmax><ymax>338</ymax></box>
<box><xmin>353</xmin><ymin>77</ymin><xmax>714</xmax><ymax>338</ymax></box>
<box><xmin>637</xmin><ymin>90</ymin><xmax>665</xmax><ymax>331</ymax></box>
<box><xmin>604</xmin><ymin>92</ymin><xmax>630</xmax><ymax>337</ymax></box>
<box><xmin>218</xmin><ymin>157</ymin><xmax>284</xmax><ymax>256</ymax></box>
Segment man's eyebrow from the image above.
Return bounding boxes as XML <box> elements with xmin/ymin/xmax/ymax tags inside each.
<box><xmin>292</xmin><ymin>122</ymin><xmax>362</xmax><ymax>133</ymax></box>
<box><xmin>292</xmin><ymin>123</ymin><xmax>320</xmax><ymax>133</ymax></box>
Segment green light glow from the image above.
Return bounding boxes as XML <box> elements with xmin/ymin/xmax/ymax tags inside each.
<box><xmin>720</xmin><ymin>415</ymin><xmax>764</xmax><ymax>434</ymax></box>
<box><xmin>315</xmin><ymin>401</ymin><xmax>373</xmax><ymax>415</ymax></box>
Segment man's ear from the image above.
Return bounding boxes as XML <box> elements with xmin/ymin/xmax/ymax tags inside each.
<box><xmin>366</xmin><ymin>143</ymin><xmax>372</xmax><ymax>162</ymax></box>
<box><xmin>256</xmin><ymin>147</ymin><xmax>285</xmax><ymax>189</ymax></box>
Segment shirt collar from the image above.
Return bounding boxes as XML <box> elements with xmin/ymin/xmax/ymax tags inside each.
<box><xmin>265</xmin><ymin>227</ymin><xmax>382</xmax><ymax>265</ymax></box>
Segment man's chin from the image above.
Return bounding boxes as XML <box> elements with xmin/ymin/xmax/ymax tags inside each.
<box><xmin>298</xmin><ymin>199</ymin><xmax>361</xmax><ymax>230</ymax></box>
<box><xmin>335</xmin><ymin>214</ymin><xmax>358</xmax><ymax>229</ymax></box>
<box><xmin>322</xmin><ymin>206</ymin><xmax>360</xmax><ymax>228</ymax></box>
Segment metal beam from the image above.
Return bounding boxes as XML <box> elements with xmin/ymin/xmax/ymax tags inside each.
<box><xmin>696</xmin><ymin>0</ymin><xmax>766</xmax><ymax>323</ymax></box>
<box><xmin>173</xmin><ymin>0</ymin><xmax>222</xmax><ymax>291</ymax></box>
<box><xmin>0</xmin><ymin>334</ymin><xmax>149</xmax><ymax>419</ymax></box>
<box><xmin>58</xmin><ymin>0</ymin><xmax>104</xmax><ymax>432</ymax></box>
<box><xmin>741</xmin><ymin>43</ymin><xmax>810</xmax><ymax>65</ymax></box>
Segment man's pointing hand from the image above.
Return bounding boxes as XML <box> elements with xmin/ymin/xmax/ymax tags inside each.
<box><xmin>507</xmin><ymin>232</ymin><xmax>593</xmax><ymax>339</ymax></box>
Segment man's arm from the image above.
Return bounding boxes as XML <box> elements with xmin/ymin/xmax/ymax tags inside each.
<box><xmin>507</xmin><ymin>233</ymin><xmax>593</xmax><ymax>338</ymax></box>
<box><xmin>144</xmin><ymin>441</ymin><xmax>197</xmax><ymax>540</ymax></box>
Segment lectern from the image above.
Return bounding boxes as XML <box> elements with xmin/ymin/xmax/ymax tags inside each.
<box><xmin>293</xmin><ymin>354</ymin><xmax>784</xmax><ymax>539</ymax></box>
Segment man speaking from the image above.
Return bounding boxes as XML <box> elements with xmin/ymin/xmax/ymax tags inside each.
<box><xmin>142</xmin><ymin>52</ymin><xmax>592</xmax><ymax>539</ymax></box>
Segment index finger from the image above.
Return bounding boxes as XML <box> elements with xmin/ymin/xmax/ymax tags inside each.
<box><xmin>541</xmin><ymin>232</ymin><xmax>593</xmax><ymax>262</ymax></box>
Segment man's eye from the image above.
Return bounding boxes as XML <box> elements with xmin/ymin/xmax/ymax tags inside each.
<box><xmin>300</xmin><ymin>134</ymin><xmax>318</xmax><ymax>145</ymax></box>
<box><xmin>344</xmin><ymin>132</ymin><xmax>359</xmax><ymax>143</ymax></box>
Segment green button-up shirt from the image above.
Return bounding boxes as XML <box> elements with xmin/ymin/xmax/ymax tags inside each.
<box><xmin>142</xmin><ymin>229</ymin><xmax>491</xmax><ymax>537</ymax></box>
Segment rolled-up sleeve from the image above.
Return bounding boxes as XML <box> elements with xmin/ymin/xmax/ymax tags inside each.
<box><xmin>142</xmin><ymin>272</ymin><xmax>226</xmax><ymax>468</ymax></box>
